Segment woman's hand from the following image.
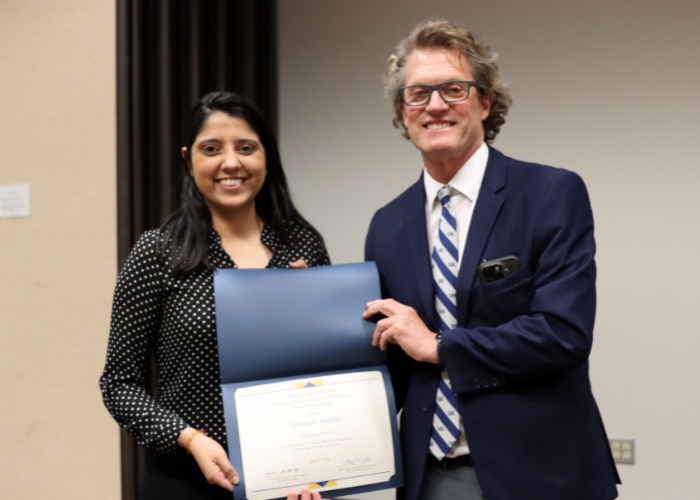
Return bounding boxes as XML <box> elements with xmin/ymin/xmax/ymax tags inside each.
<box><xmin>179</xmin><ymin>428</ymin><xmax>239</xmax><ymax>491</ymax></box>
<box><xmin>289</xmin><ymin>259</ymin><xmax>309</xmax><ymax>269</ymax></box>
<box><xmin>287</xmin><ymin>487</ymin><xmax>326</xmax><ymax>500</ymax></box>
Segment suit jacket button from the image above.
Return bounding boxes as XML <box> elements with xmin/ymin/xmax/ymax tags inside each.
<box><xmin>491</xmin><ymin>377</ymin><xmax>499</xmax><ymax>387</ymax></box>
<box><xmin>482</xmin><ymin>378</ymin><xmax>490</xmax><ymax>388</ymax></box>
<box><xmin>422</xmin><ymin>403</ymin><xmax>432</xmax><ymax>412</ymax></box>
<box><xmin>473</xmin><ymin>379</ymin><xmax>481</xmax><ymax>389</ymax></box>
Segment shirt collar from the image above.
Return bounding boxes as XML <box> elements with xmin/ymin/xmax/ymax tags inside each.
<box><xmin>423</xmin><ymin>142</ymin><xmax>489</xmax><ymax>205</ymax></box>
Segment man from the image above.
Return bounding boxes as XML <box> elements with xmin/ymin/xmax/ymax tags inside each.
<box><xmin>363</xmin><ymin>19</ymin><xmax>620</xmax><ymax>500</ymax></box>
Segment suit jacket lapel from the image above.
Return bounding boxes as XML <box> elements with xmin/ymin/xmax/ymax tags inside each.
<box><xmin>405</xmin><ymin>176</ymin><xmax>436</xmax><ymax>328</ymax></box>
<box><xmin>456</xmin><ymin>147</ymin><xmax>507</xmax><ymax>323</ymax></box>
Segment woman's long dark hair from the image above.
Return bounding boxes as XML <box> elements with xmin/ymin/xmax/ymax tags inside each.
<box><xmin>157</xmin><ymin>91</ymin><xmax>323</xmax><ymax>276</ymax></box>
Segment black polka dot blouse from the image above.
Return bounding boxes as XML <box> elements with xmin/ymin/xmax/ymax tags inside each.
<box><xmin>99</xmin><ymin>222</ymin><xmax>331</xmax><ymax>453</ymax></box>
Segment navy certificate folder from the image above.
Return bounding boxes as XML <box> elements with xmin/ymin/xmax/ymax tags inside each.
<box><xmin>214</xmin><ymin>262</ymin><xmax>403</xmax><ymax>499</ymax></box>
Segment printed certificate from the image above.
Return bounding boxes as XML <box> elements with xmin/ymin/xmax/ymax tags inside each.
<box><xmin>234</xmin><ymin>371</ymin><xmax>394</xmax><ymax>500</ymax></box>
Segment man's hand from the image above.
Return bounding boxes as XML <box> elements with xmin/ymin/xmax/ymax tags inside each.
<box><xmin>363</xmin><ymin>298</ymin><xmax>439</xmax><ymax>364</ymax></box>
<box><xmin>180</xmin><ymin>429</ymin><xmax>239</xmax><ymax>491</ymax></box>
<box><xmin>287</xmin><ymin>488</ymin><xmax>327</xmax><ymax>500</ymax></box>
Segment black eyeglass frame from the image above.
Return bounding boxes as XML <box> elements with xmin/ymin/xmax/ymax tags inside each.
<box><xmin>399</xmin><ymin>80</ymin><xmax>481</xmax><ymax>106</ymax></box>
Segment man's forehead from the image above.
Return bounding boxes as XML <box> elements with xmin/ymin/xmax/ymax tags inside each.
<box><xmin>404</xmin><ymin>48</ymin><xmax>473</xmax><ymax>82</ymax></box>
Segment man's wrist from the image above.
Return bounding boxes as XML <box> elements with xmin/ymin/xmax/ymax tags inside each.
<box><xmin>436</xmin><ymin>332</ymin><xmax>445</xmax><ymax>367</ymax></box>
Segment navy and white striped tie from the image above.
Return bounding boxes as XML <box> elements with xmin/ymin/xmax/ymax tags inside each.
<box><xmin>429</xmin><ymin>185</ymin><xmax>462</xmax><ymax>460</ymax></box>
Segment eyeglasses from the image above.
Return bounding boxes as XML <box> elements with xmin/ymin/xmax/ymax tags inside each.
<box><xmin>399</xmin><ymin>80</ymin><xmax>480</xmax><ymax>106</ymax></box>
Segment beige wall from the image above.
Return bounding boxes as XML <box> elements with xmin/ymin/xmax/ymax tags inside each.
<box><xmin>0</xmin><ymin>0</ymin><xmax>119</xmax><ymax>498</ymax></box>
<box><xmin>279</xmin><ymin>1</ymin><xmax>700</xmax><ymax>499</ymax></box>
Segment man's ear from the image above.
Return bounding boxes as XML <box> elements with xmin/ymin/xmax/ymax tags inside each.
<box><xmin>480</xmin><ymin>94</ymin><xmax>493</xmax><ymax>121</ymax></box>
<box><xmin>400</xmin><ymin>103</ymin><xmax>408</xmax><ymax>127</ymax></box>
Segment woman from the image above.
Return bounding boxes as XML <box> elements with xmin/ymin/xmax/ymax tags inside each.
<box><xmin>100</xmin><ymin>92</ymin><xmax>331</xmax><ymax>499</ymax></box>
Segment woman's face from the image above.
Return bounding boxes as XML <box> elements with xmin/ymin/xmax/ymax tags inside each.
<box><xmin>183</xmin><ymin>111</ymin><xmax>266</xmax><ymax>220</ymax></box>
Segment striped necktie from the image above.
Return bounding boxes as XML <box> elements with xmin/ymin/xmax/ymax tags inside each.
<box><xmin>429</xmin><ymin>185</ymin><xmax>462</xmax><ymax>460</ymax></box>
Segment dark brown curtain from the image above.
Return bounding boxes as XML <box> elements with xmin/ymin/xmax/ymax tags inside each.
<box><xmin>115</xmin><ymin>1</ymin><xmax>277</xmax><ymax>498</ymax></box>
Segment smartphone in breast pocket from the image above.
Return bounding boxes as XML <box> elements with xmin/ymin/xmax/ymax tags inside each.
<box><xmin>477</xmin><ymin>255</ymin><xmax>521</xmax><ymax>284</ymax></box>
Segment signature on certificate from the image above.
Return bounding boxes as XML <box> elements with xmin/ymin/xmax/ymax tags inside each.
<box><xmin>264</xmin><ymin>467</ymin><xmax>301</xmax><ymax>477</ymax></box>
<box><xmin>342</xmin><ymin>456</ymin><xmax>373</xmax><ymax>466</ymax></box>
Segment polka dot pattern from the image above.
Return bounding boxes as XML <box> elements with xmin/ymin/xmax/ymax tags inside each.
<box><xmin>100</xmin><ymin>222</ymin><xmax>330</xmax><ymax>453</ymax></box>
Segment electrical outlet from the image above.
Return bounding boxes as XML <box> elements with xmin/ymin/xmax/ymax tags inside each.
<box><xmin>609</xmin><ymin>437</ymin><xmax>635</xmax><ymax>465</ymax></box>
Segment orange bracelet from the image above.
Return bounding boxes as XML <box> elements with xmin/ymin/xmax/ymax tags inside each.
<box><xmin>185</xmin><ymin>429</ymin><xmax>206</xmax><ymax>454</ymax></box>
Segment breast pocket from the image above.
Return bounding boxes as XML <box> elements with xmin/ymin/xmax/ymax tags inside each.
<box><xmin>468</xmin><ymin>268</ymin><xmax>533</xmax><ymax>325</ymax></box>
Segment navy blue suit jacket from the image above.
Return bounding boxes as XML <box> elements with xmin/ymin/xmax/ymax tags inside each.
<box><xmin>365</xmin><ymin>147</ymin><xmax>619</xmax><ymax>500</ymax></box>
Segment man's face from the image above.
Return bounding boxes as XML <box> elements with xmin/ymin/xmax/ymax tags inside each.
<box><xmin>401</xmin><ymin>48</ymin><xmax>492</xmax><ymax>166</ymax></box>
